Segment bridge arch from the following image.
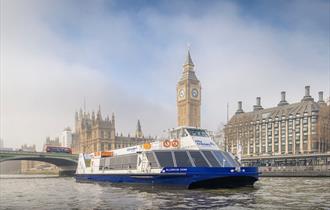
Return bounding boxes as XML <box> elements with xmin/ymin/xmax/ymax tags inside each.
<box><xmin>0</xmin><ymin>152</ymin><xmax>78</xmax><ymax>176</ymax></box>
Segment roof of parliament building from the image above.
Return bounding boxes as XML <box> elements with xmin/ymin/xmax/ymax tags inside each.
<box><xmin>228</xmin><ymin>86</ymin><xmax>327</xmax><ymax>124</ymax></box>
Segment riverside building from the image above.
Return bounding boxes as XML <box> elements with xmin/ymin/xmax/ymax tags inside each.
<box><xmin>224</xmin><ymin>86</ymin><xmax>330</xmax><ymax>157</ymax></box>
<box><xmin>72</xmin><ymin>107</ymin><xmax>153</xmax><ymax>154</ymax></box>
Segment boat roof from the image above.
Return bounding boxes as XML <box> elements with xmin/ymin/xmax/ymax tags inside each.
<box><xmin>89</xmin><ymin>127</ymin><xmax>219</xmax><ymax>157</ymax></box>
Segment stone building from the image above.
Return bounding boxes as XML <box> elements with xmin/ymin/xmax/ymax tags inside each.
<box><xmin>60</xmin><ymin>127</ymin><xmax>72</xmax><ymax>148</ymax></box>
<box><xmin>176</xmin><ymin>50</ymin><xmax>201</xmax><ymax>127</ymax></box>
<box><xmin>45</xmin><ymin>136</ymin><xmax>61</xmax><ymax>147</ymax></box>
<box><xmin>224</xmin><ymin>86</ymin><xmax>330</xmax><ymax>157</ymax></box>
<box><xmin>72</xmin><ymin>107</ymin><xmax>153</xmax><ymax>154</ymax></box>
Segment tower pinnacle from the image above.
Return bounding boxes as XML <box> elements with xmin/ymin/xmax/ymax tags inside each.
<box><xmin>135</xmin><ymin>120</ymin><xmax>143</xmax><ymax>138</ymax></box>
<box><xmin>184</xmin><ymin>49</ymin><xmax>194</xmax><ymax>67</ymax></box>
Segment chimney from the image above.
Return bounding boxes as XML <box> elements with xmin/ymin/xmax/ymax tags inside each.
<box><xmin>278</xmin><ymin>91</ymin><xmax>289</xmax><ymax>106</ymax></box>
<box><xmin>253</xmin><ymin>97</ymin><xmax>263</xmax><ymax>111</ymax></box>
<box><xmin>235</xmin><ymin>101</ymin><xmax>244</xmax><ymax>114</ymax></box>
<box><xmin>256</xmin><ymin>97</ymin><xmax>261</xmax><ymax>106</ymax></box>
<box><xmin>302</xmin><ymin>85</ymin><xmax>314</xmax><ymax>102</ymax></box>
<box><xmin>305</xmin><ymin>86</ymin><xmax>310</xmax><ymax>97</ymax></box>
<box><xmin>281</xmin><ymin>91</ymin><xmax>285</xmax><ymax>101</ymax></box>
<box><xmin>318</xmin><ymin>91</ymin><xmax>325</xmax><ymax>104</ymax></box>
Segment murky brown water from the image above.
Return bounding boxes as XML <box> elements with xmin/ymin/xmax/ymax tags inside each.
<box><xmin>0</xmin><ymin>176</ymin><xmax>329</xmax><ymax>209</ymax></box>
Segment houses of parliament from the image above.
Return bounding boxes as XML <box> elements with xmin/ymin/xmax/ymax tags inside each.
<box><xmin>71</xmin><ymin>108</ymin><xmax>151</xmax><ymax>154</ymax></box>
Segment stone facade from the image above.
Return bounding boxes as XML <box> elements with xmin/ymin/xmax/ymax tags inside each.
<box><xmin>176</xmin><ymin>50</ymin><xmax>201</xmax><ymax>127</ymax></box>
<box><xmin>45</xmin><ymin>137</ymin><xmax>61</xmax><ymax>147</ymax></box>
<box><xmin>224</xmin><ymin>86</ymin><xmax>330</xmax><ymax>157</ymax></box>
<box><xmin>72</xmin><ymin>107</ymin><xmax>153</xmax><ymax>154</ymax></box>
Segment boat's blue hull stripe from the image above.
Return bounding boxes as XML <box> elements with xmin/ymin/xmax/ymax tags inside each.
<box><xmin>75</xmin><ymin>167</ymin><xmax>259</xmax><ymax>188</ymax></box>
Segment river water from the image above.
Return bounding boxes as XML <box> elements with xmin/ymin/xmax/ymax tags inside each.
<box><xmin>0</xmin><ymin>176</ymin><xmax>329</xmax><ymax>209</ymax></box>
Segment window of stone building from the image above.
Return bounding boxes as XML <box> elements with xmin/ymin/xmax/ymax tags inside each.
<box><xmin>303</xmin><ymin>143</ymin><xmax>308</xmax><ymax>150</ymax></box>
<box><xmin>303</xmin><ymin>118</ymin><xmax>308</xmax><ymax>124</ymax></box>
<box><xmin>101</xmin><ymin>143</ymin><xmax>104</xmax><ymax>151</ymax></box>
<box><xmin>311</xmin><ymin>116</ymin><xmax>317</xmax><ymax>123</ymax></box>
<box><xmin>288</xmin><ymin>143</ymin><xmax>293</xmax><ymax>153</ymax></box>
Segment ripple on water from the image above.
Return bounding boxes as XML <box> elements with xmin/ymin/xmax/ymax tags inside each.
<box><xmin>0</xmin><ymin>176</ymin><xmax>330</xmax><ymax>209</ymax></box>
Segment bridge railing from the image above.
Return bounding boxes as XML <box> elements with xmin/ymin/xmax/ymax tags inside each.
<box><xmin>0</xmin><ymin>150</ymin><xmax>78</xmax><ymax>159</ymax></box>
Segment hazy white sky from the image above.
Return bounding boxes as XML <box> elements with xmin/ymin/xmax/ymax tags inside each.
<box><xmin>0</xmin><ymin>0</ymin><xmax>329</xmax><ymax>150</ymax></box>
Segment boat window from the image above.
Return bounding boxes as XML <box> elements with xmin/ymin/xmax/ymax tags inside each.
<box><xmin>202</xmin><ymin>151</ymin><xmax>221</xmax><ymax>167</ymax></box>
<box><xmin>146</xmin><ymin>152</ymin><xmax>159</xmax><ymax>168</ymax></box>
<box><xmin>126</xmin><ymin>154</ymin><xmax>138</xmax><ymax>169</ymax></box>
<box><xmin>186</xmin><ymin>128</ymin><xmax>209</xmax><ymax>137</ymax></box>
<box><xmin>154</xmin><ymin>151</ymin><xmax>174</xmax><ymax>167</ymax></box>
<box><xmin>99</xmin><ymin>158</ymin><xmax>105</xmax><ymax>168</ymax></box>
<box><xmin>189</xmin><ymin>151</ymin><xmax>209</xmax><ymax>167</ymax></box>
<box><xmin>174</xmin><ymin>151</ymin><xmax>193</xmax><ymax>167</ymax></box>
<box><xmin>212</xmin><ymin>151</ymin><xmax>240</xmax><ymax>167</ymax></box>
<box><xmin>224</xmin><ymin>152</ymin><xmax>240</xmax><ymax>167</ymax></box>
<box><xmin>102</xmin><ymin>154</ymin><xmax>138</xmax><ymax>170</ymax></box>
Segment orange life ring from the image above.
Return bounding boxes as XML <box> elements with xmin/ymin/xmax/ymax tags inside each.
<box><xmin>143</xmin><ymin>143</ymin><xmax>151</xmax><ymax>150</ymax></box>
<box><xmin>171</xmin><ymin>139</ymin><xmax>179</xmax><ymax>147</ymax></box>
<box><xmin>163</xmin><ymin>140</ymin><xmax>171</xmax><ymax>147</ymax></box>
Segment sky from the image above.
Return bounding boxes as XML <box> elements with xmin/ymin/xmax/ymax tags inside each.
<box><xmin>0</xmin><ymin>0</ymin><xmax>329</xmax><ymax>150</ymax></box>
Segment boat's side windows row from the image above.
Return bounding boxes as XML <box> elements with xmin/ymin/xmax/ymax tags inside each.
<box><xmin>99</xmin><ymin>154</ymin><xmax>138</xmax><ymax>170</ymax></box>
<box><xmin>152</xmin><ymin>150</ymin><xmax>228</xmax><ymax>168</ymax></box>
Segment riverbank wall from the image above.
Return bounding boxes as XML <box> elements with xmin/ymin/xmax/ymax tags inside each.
<box><xmin>259</xmin><ymin>165</ymin><xmax>330</xmax><ymax>177</ymax></box>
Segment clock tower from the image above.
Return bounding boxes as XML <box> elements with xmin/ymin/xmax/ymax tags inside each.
<box><xmin>176</xmin><ymin>50</ymin><xmax>201</xmax><ymax>127</ymax></box>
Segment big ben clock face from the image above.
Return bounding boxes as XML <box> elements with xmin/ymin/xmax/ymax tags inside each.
<box><xmin>192</xmin><ymin>89</ymin><xmax>199</xmax><ymax>98</ymax></box>
<box><xmin>179</xmin><ymin>89</ymin><xmax>185</xmax><ymax>98</ymax></box>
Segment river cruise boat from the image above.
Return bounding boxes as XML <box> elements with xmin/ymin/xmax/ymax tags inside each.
<box><xmin>75</xmin><ymin>127</ymin><xmax>259</xmax><ymax>189</ymax></box>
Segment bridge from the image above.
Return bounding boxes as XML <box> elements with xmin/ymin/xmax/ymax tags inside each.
<box><xmin>0</xmin><ymin>150</ymin><xmax>78</xmax><ymax>176</ymax></box>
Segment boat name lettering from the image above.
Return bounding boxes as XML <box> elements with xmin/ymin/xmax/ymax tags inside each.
<box><xmin>194</xmin><ymin>140</ymin><xmax>215</xmax><ymax>147</ymax></box>
<box><xmin>161</xmin><ymin>168</ymin><xmax>187</xmax><ymax>173</ymax></box>
<box><xmin>126</xmin><ymin>147</ymin><xmax>138</xmax><ymax>152</ymax></box>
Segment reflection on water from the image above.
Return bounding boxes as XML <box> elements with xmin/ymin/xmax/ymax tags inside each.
<box><xmin>0</xmin><ymin>176</ymin><xmax>329</xmax><ymax>209</ymax></box>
